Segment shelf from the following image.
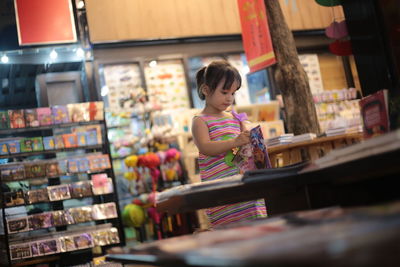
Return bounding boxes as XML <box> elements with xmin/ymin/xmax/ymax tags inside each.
<box><xmin>1</xmin><ymin>168</ymin><xmax>111</xmax><ymax>183</ymax></box>
<box><xmin>7</xmin><ymin>210</ymin><xmax>119</xmax><ymax>235</ymax></box>
<box><xmin>0</xmin><ymin>120</ymin><xmax>105</xmax><ymax>135</ymax></box>
<box><xmin>0</xmin><ymin>144</ymin><xmax>103</xmax><ymax>159</ymax></box>
<box><xmin>3</xmin><ymin>192</ymin><xmax>114</xmax><ymax>209</ymax></box>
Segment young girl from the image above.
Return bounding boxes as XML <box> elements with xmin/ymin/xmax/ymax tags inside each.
<box><xmin>192</xmin><ymin>61</ymin><xmax>267</xmax><ymax>227</ymax></box>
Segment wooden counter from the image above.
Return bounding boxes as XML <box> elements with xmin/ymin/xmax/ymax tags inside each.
<box><xmin>268</xmin><ymin>133</ymin><xmax>362</xmax><ymax>167</ymax></box>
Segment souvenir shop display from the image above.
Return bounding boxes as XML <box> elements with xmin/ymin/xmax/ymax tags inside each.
<box><xmin>0</xmin><ymin>101</ymin><xmax>123</xmax><ymax>266</ymax></box>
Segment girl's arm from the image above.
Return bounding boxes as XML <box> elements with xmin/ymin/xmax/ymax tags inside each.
<box><xmin>192</xmin><ymin>117</ymin><xmax>250</xmax><ymax>157</ymax></box>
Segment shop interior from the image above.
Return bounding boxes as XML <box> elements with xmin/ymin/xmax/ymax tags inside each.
<box><xmin>0</xmin><ymin>0</ymin><xmax>399</xmax><ymax>266</ymax></box>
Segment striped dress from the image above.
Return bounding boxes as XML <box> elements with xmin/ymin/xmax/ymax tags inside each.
<box><xmin>197</xmin><ymin>114</ymin><xmax>267</xmax><ymax>227</ymax></box>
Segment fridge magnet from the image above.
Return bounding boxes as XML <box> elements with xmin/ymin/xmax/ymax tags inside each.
<box><xmin>88</xmin><ymin>101</ymin><xmax>104</xmax><ymax>121</ymax></box>
<box><xmin>54</xmin><ymin>135</ymin><xmax>65</xmax><ymax>149</ymax></box>
<box><xmin>69</xmin><ymin>206</ymin><xmax>93</xmax><ymax>223</ymax></box>
<box><xmin>43</xmin><ymin>136</ymin><xmax>56</xmax><ymax>150</ymax></box>
<box><xmin>47</xmin><ymin>184</ymin><xmax>71</xmax><ymax>201</ymax></box>
<box><xmin>7</xmin><ymin>217</ymin><xmax>29</xmax><ymax>233</ymax></box>
<box><xmin>25</xmin><ymin>188</ymin><xmax>49</xmax><ymax>204</ymax></box>
<box><xmin>46</xmin><ymin>161</ymin><xmax>60</xmax><ymax>177</ymax></box>
<box><xmin>25</xmin><ymin>163</ymin><xmax>46</xmax><ymax>178</ymax></box>
<box><xmin>73</xmin><ymin>233</ymin><xmax>94</xmax><ymax>249</ymax></box>
<box><xmin>91</xmin><ymin>173</ymin><xmax>113</xmax><ymax>195</ymax></box>
<box><xmin>0</xmin><ymin>110</ymin><xmax>10</xmax><ymax>129</ymax></box>
<box><xmin>8</xmin><ymin>110</ymin><xmax>26</xmax><ymax>128</ymax></box>
<box><xmin>62</xmin><ymin>133</ymin><xmax>78</xmax><ymax>148</ymax></box>
<box><xmin>51</xmin><ymin>105</ymin><xmax>69</xmax><ymax>124</ymax></box>
<box><xmin>69</xmin><ymin>180</ymin><xmax>93</xmax><ymax>198</ymax></box>
<box><xmin>30</xmin><ymin>242</ymin><xmax>40</xmax><ymax>257</ymax></box>
<box><xmin>10</xmin><ymin>243</ymin><xmax>32</xmax><ymax>260</ymax></box>
<box><xmin>24</xmin><ymin>109</ymin><xmax>39</xmax><ymax>127</ymax></box>
<box><xmin>77</xmin><ymin>131</ymin><xmax>87</xmax><ymax>147</ymax></box>
<box><xmin>38</xmin><ymin>239</ymin><xmax>59</xmax><ymax>255</ymax></box>
<box><xmin>28</xmin><ymin>212</ymin><xmax>54</xmax><ymax>230</ymax></box>
<box><xmin>36</xmin><ymin>107</ymin><xmax>53</xmax><ymax>126</ymax></box>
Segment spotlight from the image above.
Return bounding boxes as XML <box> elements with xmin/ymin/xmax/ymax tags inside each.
<box><xmin>1</xmin><ymin>55</ymin><xmax>9</xmax><ymax>63</ymax></box>
<box><xmin>50</xmin><ymin>50</ymin><xmax>58</xmax><ymax>60</ymax></box>
<box><xmin>149</xmin><ymin>60</ymin><xmax>157</xmax><ymax>68</ymax></box>
<box><xmin>76</xmin><ymin>48</ymin><xmax>84</xmax><ymax>58</ymax></box>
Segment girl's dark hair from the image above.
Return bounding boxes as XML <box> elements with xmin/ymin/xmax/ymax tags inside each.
<box><xmin>196</xmin><ymin>60</ymin><xmax>242</xmax><ymax>100</ymax></box>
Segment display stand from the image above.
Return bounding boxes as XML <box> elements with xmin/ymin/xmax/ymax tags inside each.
<box><xmin>0</xmin><ymin>103</ymin><xmax>124</xmax><ymax>266</ymax></box>
<box><xmin>156</xmin><ymin>130</ymin><xmax>400</xmax><ymax>216</ymax></box>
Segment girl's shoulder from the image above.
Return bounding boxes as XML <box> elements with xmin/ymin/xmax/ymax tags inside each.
<box><xmin>193</xmin><ymin>111</ymin><xmax>234</xmax><ymax>120</ymax></box>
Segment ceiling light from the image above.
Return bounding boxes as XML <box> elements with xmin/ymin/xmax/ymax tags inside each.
<box><xmin>1</xmin><ymin>55</ymin><xmax>9</xmax><ymax>63</ymax></box>
<box><xmin>76</xmin><ymin>48</ymin><xmax>84</xmax><ymax>58</ymax></box>
<box><xmin>50</xmin><ymin>50</ymin><xmax>58</xmax><ymax>60</ymax></box>
<box><xmin>149</xmin><ymin>60</ymin><xmax>157</xmax><ymax>68</ymax></box>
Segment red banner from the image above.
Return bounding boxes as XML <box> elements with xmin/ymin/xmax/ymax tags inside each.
<box><xmin>14</xmin><ymin>0</ymin><xmax>77</xmax><ymax>46</ymax></box>
<box><xmin>237</xmin><ymin>0</ymin><xmax>276</xmax><ymax>73</ymax></box>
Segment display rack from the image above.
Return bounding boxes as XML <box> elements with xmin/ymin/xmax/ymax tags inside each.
<box><xmin>0</xmin><ymin>103</ymin><xmax>125</xmax><ymax>266</ymax></box>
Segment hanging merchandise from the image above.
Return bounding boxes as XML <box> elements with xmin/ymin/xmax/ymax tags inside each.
<box><xmin>329</xmin><ymin>40</ymin><xmax>353</xmax><ymax>56</ymax></box>
<box><xmin>317</xmin><ymin>0</ymin><xmax>352</xmax><ymax>56</ymax></box>
<box><xmin>325</xmin><ymin>20</ymin><xmax>348</xmax><ymax>39</ymax></box>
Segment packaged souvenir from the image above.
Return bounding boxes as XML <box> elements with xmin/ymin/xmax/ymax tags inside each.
<box><xmin>92</xmin><ymin>230</ymin><xmax>109</xmax><ymax>246</ymax></box>
<box><xmin>7</xmin><ymin>217</ymin><xmax>29</xmax><ymax>233</ymax></box>
<box><xmin>20</xmin><ymin>137</ymin><xmax>43</xmax><ymax>153</ymax></box>
<box><xmin>24</xmin><ymin>109</ymin><xmax>39</xmax><ymax>127</ymax></box>
<box><xmin>73</xmin><ymin>233</ymin><xmax>93</xmax><ymax>249</ymax></box>
<box><xmin>38</xmin><ymin>239</ymin><xmax>59</xmax><ymax>255</ymax></box>
<box><xmin>67</xmin><ymin>103</ymin><xmax>88</xmax><ymax>122</ymax></box>
<box><xmin>13</xmin><ymin>165</ymin><xmax>25</xmax><ymax>180</ymax></box>
<box><xmin>69</xmin><ymin>206</ymin><xmax>93</xmax><ymax>223</ymax></box>
<box><xmin>43</xmin><ymin>136</ymin><xmax>56</xmax><ymax>150</ymax></box>
<box><xmin>67</xmin><ymin>158</ymin><xmax>79</xmax><ymax>173</ymax></box>
<box><xmin>108</xmin><ymin>227</ymin><xmax>120</xmax><ymax>244</ymax></box>
<box><xmin>77</xmin><ymin>157</ymin><xmax>90</xmax><ymax>172</ymax></box>
<box><xmin>0</xmin><ymin>140</ymin><xmax>9</xmax><ymax>155</ymax></box>
<box><xmin>52</xmin><ymin>210</ymin><xmax>67</xmax><ymax>226</ymax></box>
<box><xmin>10</xmin><ymin>243</ymin><xmax>32</xmax><ymax>260</ymax></box>
<box><xmin>76</xmin><ymin>131</ymin><xmax>87</xmax><ymax>147</ymax></box>
<box><xmin>0</xmin><ymin>110</ymin><xmax>10</xmax><ymax>129</ymax></box>
<box><xmin>54</xmin><ymin>135</ymin><xmax>65</xmax><ymax>149</ymax></box>
<box><xmin>8</xmin><ymin>109</ymin><xmax>25</xmax><ymax>128</ymax></box>
<box><xmin>31</xmin><ymin>137</ymin><xmax>44</xmax><ymax>151</ymax></box>
<box><xmin>25</xmin><ymin>163</ymin><xmax>46</xmax><ymax>178</ymax></box>
<box><xmin>58</xmin><ymin>159</ymin><xmax>68</xmax><ymax>174</ymax></box>
<box><xmin>0</xmin><ymin>167</ymin><xmax>12</xmax><ymax>181</ymax></box>
<box><xmin>99</xmin><ymin>154</ymin><xmax>111</xmax><ymax>169</ymax></box>
<box><xmin>51</xmin><ymin>105</ymin><xmax>69</xmax><ymax>124</ymax></box>
<box><xmin>4</xmin><ymin>190</ymin><xmax>25</xmax><ymax>207</ymax></box>
<box><xmin>91</xmin><ymin>174</ymin><xmax>113</xmax><ymax>195</ymax></box>
<box><xmin>72</xmin><ymin>125</ymin><xmax>102</xmax><ymax>145</ymax></box>
<box><xmin>47</xmin><ymin>184</ymin><xmax>71</xmax><ymax>201</ymax></box>
<box><xmin>61</xmin><ymin>236</ymin><xmax>76</xmax><ymax>252</ymax></box>
<box><xmin>20</xmin><ymin>138</ymin><xmax>33</xmax><ymax>153</ymax></box>
<box><xmin>46</xmin><ymin>161</ymin><xmax>60</xmax><ymax>177</ymax></box>
<box><xmin>5</xmin><ymin>190</ymin><xmax>25</xmax><ymax>206</ymax></box>
<box><xmin>88</xmin><ymin>155</ymin><xmax>102</xmax><ymax>171</ymax></box>
<box><xmin>88</xmin><ymin>101</ymin><xmax>104</xmax><ymax>121</ymax></box>
<box><xmin>70</xmin><ymin>181</ymin><xmax>93</xmax><ymax>198</ymax></box>
<box><xmin>92</xmin><ymin>202</ymin><xmax>117</xmax><ymax>220</ymax></box>
<box><xmin>25</xmin><ymin>188</ymin><xmax>49</xmax><ymax>204</ymax></box>
<box><xmin>5</xmin><ymin>139</ymin><xmax>21</xmax><ymax>154</ymax></box>
<box><xmin>28</xmin><ymin>212</ymin><xmax>53</xmax><ymax>230</ymax></box>
<box><xmin>30</xmin><ymin>242</ymin><xmax>40</xmax><ymax>257</ymax></box>
<box><xmin>85</xmin><ymin>128</ymin><xmax>98</xmax><ymax>146</ymax></box>
<box><xmin>62</xmin><ymin>133</ymin><xmax>78</xmax><ymax>148</ymax></box>
<box><xmin>36</xmin><ymin>107</ymin><xmax>53</xmax><ymax>126</ymax></box>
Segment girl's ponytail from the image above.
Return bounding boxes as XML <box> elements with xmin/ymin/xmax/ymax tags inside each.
<box><xmin>196</xmin><ymin>66</ymin><xmax>207</xmax><ymax>100</ymax></box>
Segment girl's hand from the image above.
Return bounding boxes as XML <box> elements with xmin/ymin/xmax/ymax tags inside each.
<box><xmin>235</xmin><ymin>130</ymin><xmax>250</xmax><ymax>147</ymax></box>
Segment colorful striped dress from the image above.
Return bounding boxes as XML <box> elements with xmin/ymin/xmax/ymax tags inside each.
<box><xmin>197</xmin><ymin>114</ymin><xmax>267</xmax><ymax>227</ymax></box>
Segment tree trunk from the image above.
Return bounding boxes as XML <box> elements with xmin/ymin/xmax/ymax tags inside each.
<box><xmin>264</xmin><ymin>0</ymin><xmax>321</xmax><ymax>135</ymax></box>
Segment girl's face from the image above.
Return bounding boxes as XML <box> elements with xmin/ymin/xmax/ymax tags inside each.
<box><xmin>205</xmin><ymin>79</ymin><xmax>239</xmax><ymax>113</ymax></box>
